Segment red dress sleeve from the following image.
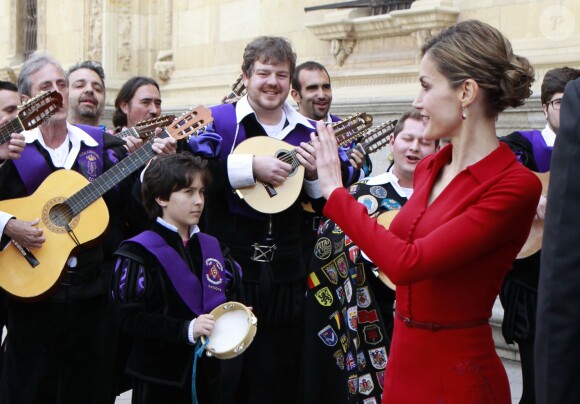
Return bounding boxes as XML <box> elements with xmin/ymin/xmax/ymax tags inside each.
<box><xmin>323</xmin><ymin>167</ymin><xmax>541</xmax><ymax>286</ymax></box>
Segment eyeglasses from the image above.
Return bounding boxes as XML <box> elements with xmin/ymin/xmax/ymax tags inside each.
<box><xmin>547</xmin><ymin>98</ymin><xmax>562</xmax><ymax>110</ymax></box>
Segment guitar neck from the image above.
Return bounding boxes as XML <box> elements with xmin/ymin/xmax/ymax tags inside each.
<box><xmin>65</xmin><ymin>132</ymin><xmax>167</xmax><ymax>215</ymax></box>
<box><xmin>0</xmin><ymin>117</ymin><xmax>25</xmax><ymax>146</ymax></box>
<box><xmin>279</xmin><ymin>117</ymin><xmax>373</xmax><ymax>169</ymax></box>
<box><xmin>347</xmin><ymin>120</ymin><xmax>397</xmax><ymax>157</ymax></box>
<box><xmin>115</xmin><ymin>127</ymin><xmax>140</xmax><ymax>140</ymax></box>
<box><xmin>223</xmin><ymin>91</ymin><xmax>241</xmax><ymax>103</ymax></box>
<box><xmin>332</xmin><ymin>114</ymin><xmax>373</xmax><ymax>147</ymax></box>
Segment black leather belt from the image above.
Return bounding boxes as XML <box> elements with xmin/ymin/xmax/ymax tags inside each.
<box><xmin>60</xmin><ymin>267</ymin><xmax>102</xmax><ymax>286</ymax></box>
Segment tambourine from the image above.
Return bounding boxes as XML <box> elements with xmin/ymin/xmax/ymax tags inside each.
<box><xmin>201</xmin><ymin>301</ymin><xmax>257</xmax><ymax>360</ymax></box>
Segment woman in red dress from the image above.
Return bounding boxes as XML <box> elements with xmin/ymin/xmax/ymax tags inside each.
<box><xmin>313</xmin><ymin>20</ymin><xmax>541</xmax><ymax>403</ymax></box>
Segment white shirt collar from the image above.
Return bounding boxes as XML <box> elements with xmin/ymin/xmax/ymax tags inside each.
<box><xmin>365</xmin><ymin>171</ymin><xmax>413</xmax><ymax>199</ymax></box>
<box><xmin>23</xmin><ymin>122</ymin><xmax>99</xmax><ymax>169</ymax></box>
<box><xmin>541</xmin><ymin>124</ymin><xmax>556</xmax><ymax>147</ymax></box>
<box><xmin>156</xmin><ymin>217</ymin><xmax>200</xmax><ymax>238</ymax></box>
<box><xmin>235</xmin><ymin>94</ymin><xmax>315</xmax><ymax>140</ymax></box>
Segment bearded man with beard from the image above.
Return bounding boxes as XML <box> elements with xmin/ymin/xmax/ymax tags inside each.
<box><xmin>67</xmin><ymin>60</ymin><xmax>107</xmax><ymax>128</ymax></box>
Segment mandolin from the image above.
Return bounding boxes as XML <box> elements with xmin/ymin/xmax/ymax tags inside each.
<box><xmin>233</xmin><ymin>113</ymin><xmax>373</xmax><ymax>214</ymax></box>
<box><xmin>115</xmin><ymin>114</ymin><xmax>176</xmax><ymax>140</ymax></box>
<box><xmin>0</xmin><ymin>106</ymin><xmax>213</xmax><ymax>300</ymax></box>
<box><xmin>348</xmin><ymin>119</ymin><xmax>398</xmax><ymax>159</ymax></box>
<box><xmin>0</xmin><ymin>90</ymin><xmax>63</xmax><ymax>144</ymax></box>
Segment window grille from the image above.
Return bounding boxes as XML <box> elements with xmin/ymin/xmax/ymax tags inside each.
<box><xmin>24</xmin><ymin>0</ymin><xmax>38</xmax><ymax>60</ymax></box>
<box><xmin>305</xmin><ymin>0</ymin><xmax>415</xmax><ymax>16</ymax></box>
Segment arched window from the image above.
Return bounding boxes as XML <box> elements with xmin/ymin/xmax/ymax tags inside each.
<box><xmin>24</xmin><ymin>0</ymin><xmax>38</xmax><ymax>60</ymax></box>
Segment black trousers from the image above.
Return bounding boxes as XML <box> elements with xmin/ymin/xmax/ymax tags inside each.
<box><xmin>0</xmin><ymin>295</ymin><xmax>108</xmax><ymax>404</ymax></box>
<box><xmin>219</xmin><ymin>261</ymin><xmax>305</xmax><ymax>404</ymax></box>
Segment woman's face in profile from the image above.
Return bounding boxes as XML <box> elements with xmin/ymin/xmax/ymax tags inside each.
<box><xmin>412</xmin><ymin>54</ymin><xmax>463</xmax><ymax>141</ymax></box>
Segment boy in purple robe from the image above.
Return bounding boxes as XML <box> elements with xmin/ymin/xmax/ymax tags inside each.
<box><xmin>111</xmin><ymin>153</ymin><xmax>242</xmax><ymax>404</ymax></box>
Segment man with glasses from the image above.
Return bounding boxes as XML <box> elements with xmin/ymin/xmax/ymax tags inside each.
<box><xmin>499</xmin><ymin>66</ymin><xmax>580</xmax><ymax>404</ymax></box>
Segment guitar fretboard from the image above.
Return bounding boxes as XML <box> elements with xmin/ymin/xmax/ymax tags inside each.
<box><xmin>115</xmin><ymin>127</ymin><xmax>140</xmax><ymax>140</ymax></box>
<box><xmin>65</xmin><ymin>133</ymin><xmax>165</xmax><ymax>215</ymax></box>
<box><xmin>0</xmin><ymin>118</ymin><xmax>24</xmax><ymax>145</ymax></box>
<box><xmin>278</xmin><ymin>114</ymin><xmax>373</xmax><ymax>169</ymax></box>
<box><xmin>347</xmin><ymin>119</ymin><xmax>397</xmax><ymax>157</ymax></box>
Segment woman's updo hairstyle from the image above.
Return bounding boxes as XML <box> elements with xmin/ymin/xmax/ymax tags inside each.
<box><xmin>421</xmin><ymin>20</ymin><xmax>535</xmax><ymax>118</ymax></box>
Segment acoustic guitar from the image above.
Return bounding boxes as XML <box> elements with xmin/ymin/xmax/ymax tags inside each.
<box><xmin>347</xmin><ymin>119</ymin><xmax>398</xmax><ymax>159</ymax></box>
<box><xmin>233</xmin><ymin>113</ymin><xmax>373</xmax><ymax>214</ymax></box>
<box><xmin>374</xmin><ymin>209</ymin><xmax>399</xmax><ymax>290</ymax></box>
<box><xmin>516</xmin><ymin>171</ymin><xmax>550</xmax><ymax>259</ymax></box>
<box><xmin>114</xmin><ymin>114</ymin><xmax>176</xmax><ymax>140</ymax></box>
<box><xmin>0</xmin><ymin>106</ymin><xmax>213</xmax><ymax>300</ymax></box>
<box><xmin>0</xmin><ymin>90</ymin><xmax>63</xmax><ymax>144</ymax></box>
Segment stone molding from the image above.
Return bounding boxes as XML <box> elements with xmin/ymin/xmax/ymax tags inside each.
<box><xmin>117</xmin><ymin>0</ymin><xmax>131</xmax><ymax>72</ymax></box>
<box><xmin>154</xmin><ymin>0</ymin><xmax>175</xmax><ymax>82</ymax></box>
<box><xmin>88</xmin><ymin>0</ymin><xmax>103</xmax><ymax>62</ymax></box>
<box><xmin>306</xmin><ymin>1</ymin><xmax>459</xmax><ymax>66</ymax></box>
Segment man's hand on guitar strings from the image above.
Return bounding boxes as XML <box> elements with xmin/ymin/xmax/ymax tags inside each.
<box><xmin>252</xmin><ymin>155</ymin><xmax>291</xmax><ymax>187</ymax></box>
<box><xmin>151</xmin><ymin>133</ymin><xmax>177</xmax><ymax>155</ymax></box>
<box><xmin>4</xmin><ymin>218</ymin><xmax>45</xmax><ymax>250</ymax></box>
<box><xmin>0</xmin><ymin>131</ymin><xmax>26</xmax><ymax>160</ymax></box>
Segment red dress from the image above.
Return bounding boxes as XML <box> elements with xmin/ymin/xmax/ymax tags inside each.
<box><xmin>323</xmin><ymin>143</ymin><xmax>541</xmax><ymax>403</ymax></box>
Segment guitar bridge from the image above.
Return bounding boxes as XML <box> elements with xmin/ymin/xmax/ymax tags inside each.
<box><xmin>11</xmin><ymin>240</ymin><xmax>39</xmax><ymax>268</ymax></box>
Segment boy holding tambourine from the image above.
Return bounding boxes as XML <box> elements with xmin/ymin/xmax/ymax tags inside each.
<box><xmin>111</xmin><ymin>153</ymin><xmax>242</xmax><ymax>403</ymax></box>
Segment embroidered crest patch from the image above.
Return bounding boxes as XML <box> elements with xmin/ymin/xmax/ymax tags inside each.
<box><xmin>363</xmin><ymin>324</ymin><xmax>384</xmax><ymax>345</ymax></box>
<box><xmin>321</xmin><ymin>262</ymin><xmax>339</xmax><ymax>285</ymax></box>
<box><xmin>357</xmin><ymin>195</ymin><xmax>378</xmax><ymax>215</ymax></box>
<box><xmin>368</xmin><ymin>347</ymin><xmax>388</xmax><ymax>370</ymax></box>
<box><xmin>357</xmin><ymin>350</ymin><xmax>367</xmax><ymax>372</ymax></box>
<box><xmin>315</xmin><ymin>287</ymin><xmax>334</xmax><ymax>307</ymax></box>
<box><xmin>334</xmin><ymin>349</ymin><xmax>345</xmax><ymax>370</ymax></box>
<box><xmin>346</xmin><ymin>351</ymin><xmax>356</xmax><ymax>371</ymax></box>
<box><xmin>318</xmin><ymin>325</ymin><xmax>338</xmax><ymax>347</ymax></box>
<box><xmin>369</xmin><ymin>186</ymin><xmax>387</xmax><ymax>199</ymax></box>
<box><xmin>336</xmin><ymin>253</ymin><xmax>349</xmax><ymax>278</ymax></box>
<box><xmin>359</xmin><ymin>373</ymin><xmax>375</xmax><ymax>395</ymax></box>
<box><xmin>347</xmin><ymin>306</ymin><xmax>358</xmax><ymax>331</ymax></box>
<box><xmin>357</xmin><ymin>286</ymin><xmax>372</xmax><ymax>308</ymax></box>
<box><xmin>205</xmin><ymin>258</ymin><xmax>224</xmax><ymax>287</ymax></box>
<box><xmin>314</xmin><ymin>237</ymin><xmax>332</xmax><ymax>260</ymax></box>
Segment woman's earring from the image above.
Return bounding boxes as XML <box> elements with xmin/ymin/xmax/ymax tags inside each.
<box><xmin>462</xmin><ymin>107</ymin><xmax>467</xmax><ymax>120</ymax></box>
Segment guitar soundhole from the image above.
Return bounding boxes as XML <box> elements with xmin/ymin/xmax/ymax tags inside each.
<box><xmin>49</xmin><ymin>204</ymin><xmax>73</xmax><ymax>227</ymax></box>
<box><xmin>42</xmin><ymin>197</ymin><xmax>80</xmax><ymax>234</ymax></box>
<box><xmin>275</xmin><ymin>150</ymin><xmax>298</xmax><ymax>177</ymax></box>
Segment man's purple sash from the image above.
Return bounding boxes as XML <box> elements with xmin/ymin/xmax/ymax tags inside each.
<box><xmin>127</xmin><ymin>231</ymin><xmax>227</xmax><ymax>316</ymax></box>
<box><xmin>13</xmin><ymin>127</ymin><xmax>104</xmax><ymax>194</ymax></box>
<box><xmin>518</xmin><ymin>130</ymin><xmax>552</xmax><ymax>173</ymax></box>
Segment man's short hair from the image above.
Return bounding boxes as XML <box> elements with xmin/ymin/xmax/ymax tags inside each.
<box><xmin>241</xmin><ymin>36</ymin><xmax>297</xmax><ymax>79</ymax></box>
<box><xmin>17</xmin><ymin>53</ymin><xmax>66</xmax><ymax>97</ymax></box>
<box><xmin>541</xmin><ymin>67</ymin><xmax>580</xmax><ymax>105</ymax></box>
<box><xmin>141</xmin><ymin>153</ymin><xmax>212</xmax><ymax>219</ymax></box>
<box><xmin>67</xmin><ymin>60</ymin><xmax>106</xmax><ymax>87</ymax></box>
<box><xmin>392</xmin><ymin>110</ymin><xmax>439</xmax><ymax>147</ymax></box>
<box><xmin>0</xmin><ymin>80</ymin><xmax>18</xmax><ymax>93</ymax></box>
<box><xmin>291</xmin><ymin>61</ymin><xmax>331</xmax><ymax>92</ymax></box>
